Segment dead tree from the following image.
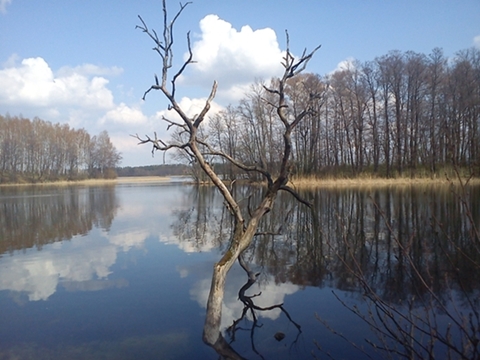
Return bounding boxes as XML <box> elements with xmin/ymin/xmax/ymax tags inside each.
<box><xmin>133</xmin><ymin>0</ymin><xmax>320</xmax><ymax>354</ymax></box>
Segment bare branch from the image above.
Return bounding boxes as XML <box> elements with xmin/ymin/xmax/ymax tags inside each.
<box><xmin>193</xmin><ymin>81</ymin><xmax>218</xmax><ymax>129</ymax></box>
<box><xmin>282</xmin><ymin>31</ymin><xmax>321</xmax><ymax>80</ymax></box>
<box><xmin>196</xmin><ymin>139</ymin><xmax>273</xmax><ymax>186</ymax></box>
<box><xmin>142</xmin><ymin>84</ymin><xmax>162</xmax><ymax>101</ymax></box>
<box><xmin>262</xmin><ymin>85</ymin><xmax>280</xmax><ymax>96</ymax></box>
<box><xmin>162</xmin><ymin>116</ymin><xmax>187</xmax><ymax>131</ymax></box>
<box><xmin>172</xmin><ymin>31</ymin><xmax>195</xmax><ymax>98</ymax></box>
<box><xmin>279</xmin><ymin>185</ymin><xmax>312</xmax><ymax>208</ymax></box>
<box><xmin>130</xmin><ymin>133</ymin><xmax>187</xmax><ymax>156</ymax></box>
<box><xmin>138</xmin><ymin>1</ymin><xmax>193</xmax><ymax>99</ymax></box>
<box><xmin>136</xmin><ymin>16</ymin><xmax>165</xmax><ymax>53</ymax></box>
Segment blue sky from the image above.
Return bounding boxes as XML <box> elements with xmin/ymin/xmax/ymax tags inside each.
<box><xmin>1</xmin><ymin>0</ymin><xmax>479</xmax><ymax>167</ymax></box>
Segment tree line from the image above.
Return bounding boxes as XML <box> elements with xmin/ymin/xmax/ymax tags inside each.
<box><xmin>0</xmin><ymin>114</ymin><xmax>122</xmax><ymax>183</ymax></box>
<box><xmin>206</xmin><ymin>47</ymin><xmax>480</xmax><ymax>180</ymax></box>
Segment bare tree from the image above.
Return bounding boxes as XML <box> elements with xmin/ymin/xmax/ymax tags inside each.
<box><xmin>133</xmin><ymin>0</ymin><xmax>320</xmax><ymax>355</ymax></box>
<box><xmin>0</xmin><ymin>115</ymin><xmax>120</xmax><ymax>183</ymax></box>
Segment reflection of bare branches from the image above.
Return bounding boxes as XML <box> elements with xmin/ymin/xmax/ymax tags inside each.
<box><xmin>170</xmin><ymin>187</ymin><xmax>231</xmax><ymax>251</ymax></box>
<box><xmin>169</xmin><ymin>180</ymin><xmax>480</xmax><ymax>357</ymax></box>
<box><xmin>316</xmin><ymin>179</ymin><xmax>480</xmax><ymax>359</ymax></box>
<box><xmin>225</xmin><ymin>254</ymin><xmax>302</xmax><ymax>359</ymax></box>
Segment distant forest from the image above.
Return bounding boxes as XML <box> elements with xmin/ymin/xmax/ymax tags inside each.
<box><xmin>193</xmin><ymin>47</ymin><xmax>480</xmax><ymax>181</ymax></box>
<box><xmin>0</xmin><ymin>114</ymin><xmax>121</xmax><ymax>183</ymax></box>
<box><xmin>2</xmin><ymin>48</ymin><xmax>479</xmax><ymax>184</ymax></box>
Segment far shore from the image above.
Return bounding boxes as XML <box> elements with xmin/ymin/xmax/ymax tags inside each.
<box><xmin>1</xmin><ymin>174</ymin><xmax>478</xmax><ymax>188</ymax></box>
<box><xmin>288</xmin><ymin>176</ymin><xmax>480</xmax><ymax>188</ymax></box>
<box><xmin>0</xmin><ymin>176</ymin><xmax>172</xmax><ymax>187</ymax></box>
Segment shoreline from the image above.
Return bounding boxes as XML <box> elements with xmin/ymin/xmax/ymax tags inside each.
<box><xmin>288</xmin><ymin>176</ymin><xmax>480</xmax><ymax>188</ymax></box>
<box><xmin>0</xmin><ymin>176</ymin><xmax>172</xmax><ymax>187</ymax></box>
<box><xmin>1</xmin><ymin>175</ymin><xmax>478</xmax><ymax>188</ymax></box>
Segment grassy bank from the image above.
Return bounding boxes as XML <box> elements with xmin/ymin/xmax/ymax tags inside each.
<box><xmin>288</xmin><ymin>175</ymin><xmax>480</xmax><ymax>188</ymax></box>
<box><xmin>0</xmin><ymin>176</ymin><xmax>171</xmax><ymax>187</ymax></box>
<box><xmin>1</xmin><ymin>174</ymin><xmax>478</xmax><ymax>188</ymax></box>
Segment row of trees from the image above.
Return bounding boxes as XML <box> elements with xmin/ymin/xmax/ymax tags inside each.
<box><xmin>0</xmin><ymin>114</ymin><xmax>122</xmax><ymax>183</ymax></box>
<box><xmin>207</xmin><ymin>47</ymin><xmax>480</xmax><ymax>179</ymax></box>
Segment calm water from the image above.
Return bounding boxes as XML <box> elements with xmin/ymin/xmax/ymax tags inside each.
<box><xmin>0</xmin><ymin>181</ymin><xmax>479</xmax><ymax>359</ymax></box>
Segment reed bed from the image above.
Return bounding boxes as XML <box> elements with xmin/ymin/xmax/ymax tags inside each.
<box><xmin>288</xmin><ymin>175</ymin><xmax>480</xmax><ymax>189</ymax></box>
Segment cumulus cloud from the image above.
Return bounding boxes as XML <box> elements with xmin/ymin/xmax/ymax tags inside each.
<box><xmin>185</xmin><ymin>15</ymin><xmax>285</xmax><ymax>101</ymax></box>
<box><xmin>0</xmin><ymin>57</ymin><xmax>114</xmax><ymax>109</ymax></box>
<box><xmin>0</xmin><ymin>56</ymin><xmax>143</xmax><ymax>163</ymax></box>
<box><xmin>104</xmin><ymin>103</ymin><xmax>184</xmax><ymax>166</ymax></box>
<box><xmin>0</xmin><ymin>0</ymin><xmax>11</xmax><ymax>14</ymax></box>
<box><xmin>0</xmin><ymin>15</ymin><xmax>290</xmax><ymax>166</ymax></box>
<box><xmin>154</xmin><ymin>96</ymin><xmax>224</xmax><ymax>126</ymax></box>
<box><xmin>101</xmin><ymin>102</ymin><xmax>148</xmax><ymax>126</ymax></box>
<box><xmin>474</xmin><ymin>35</ymin><xmax>480</xmax><ymax>49</ymax></box>
<box><xmin>329</xmin><ymin>57</ymin><xmax>356</xmax><ymax>75</ymax></box>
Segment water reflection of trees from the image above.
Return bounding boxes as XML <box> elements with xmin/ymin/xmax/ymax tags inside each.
<box><xmin>253</xmin><ymin>185</ymin><xmax>480</xmax><ymax>302</ymax></box>
<box><xmin>224</xmin><ymin>255</ymin><xmax>302</xmax><ymax>360</ymax></box>
<box><xmin>271</xmin><ymin>184</ymin><xmax>480</xmax><ymax>359</ymax></box>
<box><xmin>172</xmin><ymin>184</ymin><xmax>480</xmax><ymax>357</ymax></box>
<box><xmin>172</xmin><ymin>184</ymin><xmax>480</xmax><ymax>299</ymax></box>
<box><xmin>171</xmin><ymin>186</ymin><xmax>232</xmax><ymax>253</ymax></box>
<box><xmin>0</xmin><ymin>185</ymin><xmax>118</xmax><ymax>255</ymax></box>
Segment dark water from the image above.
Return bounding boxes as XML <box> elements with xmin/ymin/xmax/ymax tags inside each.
<box><xmin>0</xmin><ymin>181</ymin><xmax>479</xmax><ymax>359</ymax></box>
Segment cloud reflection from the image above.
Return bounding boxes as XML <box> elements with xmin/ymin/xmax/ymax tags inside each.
<box><xmin>0</xmin><ymin>234</ymin><xmax>117</xmax><ymax>301</ymax></box>
<box><xmin>0</xmin><ymin>226</ymin><xmax>153</xmax><ymax>301</ymax></box>
<box><xmin>190</xmin><ymin>270</ymin><xmax>300</xmax><ymax>329</ymax></box>
<box><xmin>0</xmin><ymin>184</ymin><xmax>191</xmax><ymax>302</ymax></box>
<box><xmin>108</xmin><ymin>229</ymin><xmax>149</xmax><ymax>252</ymax></box>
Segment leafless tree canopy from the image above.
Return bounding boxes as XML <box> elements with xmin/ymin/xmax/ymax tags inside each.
<box><xmin>0</xmin><ymin>114</ymin><xmax>121</xmax><ymax>183</ymax></box>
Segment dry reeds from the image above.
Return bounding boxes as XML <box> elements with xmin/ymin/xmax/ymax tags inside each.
<box><xmin>0</xmin><ymin>176</ymin><xmax>172</xmax><ymax>188</ymax></box>
<box><xmin>288</xmin><ymin>175</ymin><xmax>479</xmax><ymax>189</ymax></box>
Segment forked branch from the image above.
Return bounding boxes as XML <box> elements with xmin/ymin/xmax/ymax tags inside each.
<box><xmin>137</xmin><ymin>0</ymin><xmax>194</xmax><ymax>101</ymax></box>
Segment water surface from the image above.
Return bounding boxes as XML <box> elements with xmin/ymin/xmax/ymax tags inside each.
<box><xmin>0</xmin><ymin>181</ymin><xmax>478</xmax><ymax>359</ymax></box>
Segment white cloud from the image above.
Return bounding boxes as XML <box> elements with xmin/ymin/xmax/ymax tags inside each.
<box><xmin>155</xmin><ymin>96</ymin><xmax>224</xmax><ymax>126</ymax></box>
<box><xmin>0</xmin><ymin>57</ymin><xmax>114</xmax><ymax>109</ymax></box>
<box><xmin>0</xmin><ymin>14</ymin><xmax>290</xmax><ymax>167</ymax></box>
<box><xmin>474</xmin><ymin>35</ymin><xmax>480</xmax><ymax>49</ymax></box>
<box><xmin>101</xmin><ymin>102</ymin><xmax>148</xmax><ymax>126</ymax></box>
<box><xmin>0</xmin><ymin>0</ymin><xmax>11</xmax><ymax>14</ymax></box>
<box><xmin>329</xmin><ymin>57</ymin><xmax>356</xmax><ymax>75</ymax></box>
<box><xmin>2</xmin><ymin>53</ymin><xmax>19</xmax><ymax>67</ymax></box>
<box><xmin>0</xmin><ymin>56</ymin><xmax>144</xmax><ymax>164</ymax></box>
<box><xmin>184</xmin><ymin>15</ymin><xmax>285</xmax><ymax>101</ymax></box>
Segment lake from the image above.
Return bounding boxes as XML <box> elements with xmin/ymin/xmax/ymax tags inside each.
<box><xmin>0</xmin><ymin>180</ymin><xmax>479</xmax><ymax>359</ymax></box>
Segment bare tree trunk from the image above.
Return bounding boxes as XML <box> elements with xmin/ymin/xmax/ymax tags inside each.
<box><xmin>134</xmin><ymin>3</ymin><xmax>319</xmax><ymax>357</ymax></box>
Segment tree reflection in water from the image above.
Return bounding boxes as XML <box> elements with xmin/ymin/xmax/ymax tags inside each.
<box><xmin>225</xmin><ymin>255</ymin><xmax>302</xmax><ymax>360</ymax></box>
<box><xmin>0</xmin><ymin>185</ymin><xmax>118</xmax><ymax>254</ymax></box>
<box><xmin>171</xmin><ymin>183</ymin><xmax>480</xmax><ymax>359</ymax></box>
